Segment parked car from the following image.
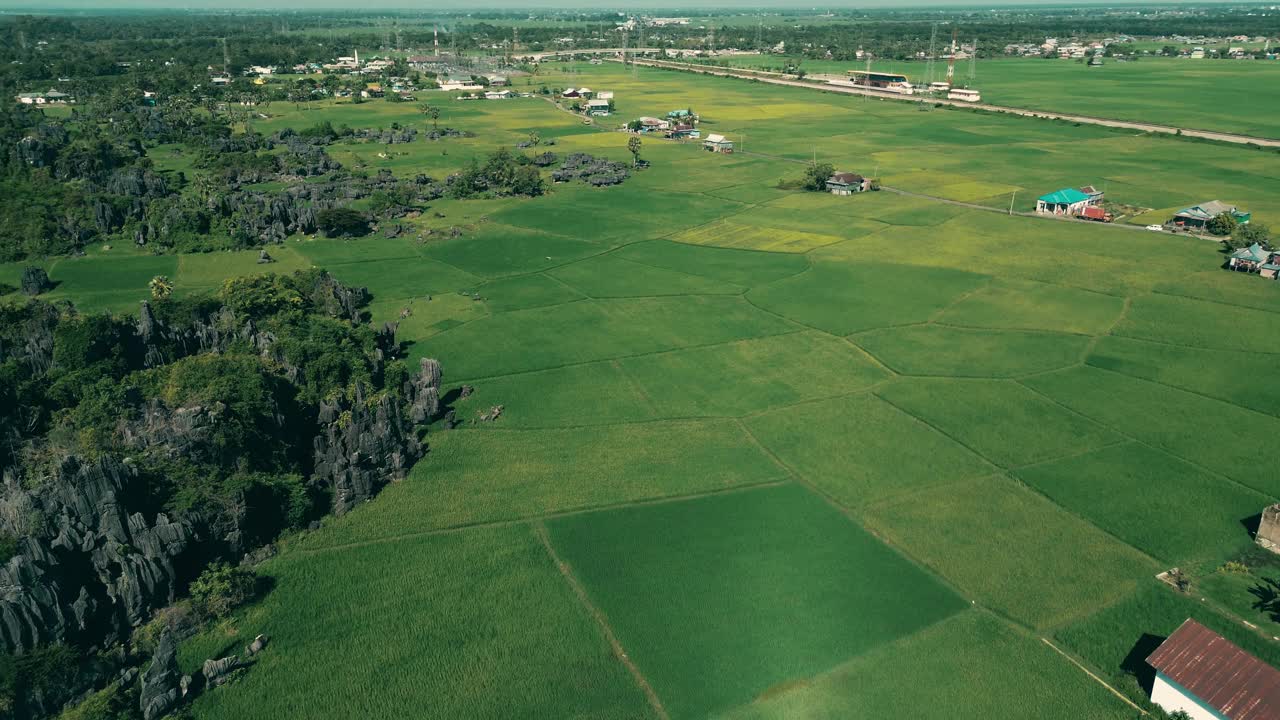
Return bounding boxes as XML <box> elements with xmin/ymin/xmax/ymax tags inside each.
<box><xmin>1145</xmin><ymin>224</ymin><xmax>1164</xmax><ymax>232</ymax></box>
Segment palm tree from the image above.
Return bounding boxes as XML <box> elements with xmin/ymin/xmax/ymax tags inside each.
<box><xmin>628</xmin><ymin>136</ymin><xmax>642</xmax><ymax>167</ymax></box>
<box><xmin>149</xmin><ymin>275</ymin><xmax>174</xmax><ymax>301</ymax></box>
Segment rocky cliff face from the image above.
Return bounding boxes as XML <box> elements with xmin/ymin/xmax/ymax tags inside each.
<box><xmin>0</xmin><ymin>455</ymin><xmax>195</xmax><ymax>655</ymax></box>
<box><xmin>2</xmin><ymin>289</ymin><xmax>446</xmax><ymax>662</ymax></box>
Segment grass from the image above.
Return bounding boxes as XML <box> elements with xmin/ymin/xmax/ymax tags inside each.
<box><xmin>547</xmin><ymin>253</ymin><xmax>744</xmax><ymax>297</ymax></box>
<box><xmin>421</xmin><ymin>295</ymin><xmax>796</xmax><ymax>380</ymax></box>
<box><xmin>296</xmin><ymin>420</ymin><xmax>788</xmax><ymax>549</ymax></box>
<box><xmin>420</xmin><ymin>223</ymin><xmax>605</xmax><ymax>278</ymax></box>
<box><xmin>936</xmin><ymin>279</ymin><xmax>1126</xmax><ymax>335</ymax></box>
<box><xmin>613</xmin><ymin>240</ymin><xmax>808</xmax><ymax>287</ymax></box>
<box><xmin>546</xmin><ymin>483</ymin><xmax>967</xmax><ymax>720</ymax></box>
<box><xmin>876</xmin><ymin>379</ymin><xmax>1121</xmax><ymax>468</ymax></box>
<box><xmin>864</xmin><ymin>475</ymin><xmax>1158</xmax><ymax>629</ymax></box>
<box><xmin>1088</xmin><ymin>335</ymin><xmax>1280</xmax><ymax>418</ymax></box>
<box><xmin>446</xmin><ymin>361</ymin><xmax>658</xmax><ymax>428</ymax></box>
<box><xmin>746</xmin><ymin>261</ymin><xmax>989</xmax><ymax>335</ymax></box>
<box><xmin>619</xmin><ymin>331</ymin><xmax>889</xmax><ymax>417</ymax></box>
<box><xmin>853</xmin><ymin>325</ymin><xmax>1088</xmax><ymax>378</ymax></box>
<box><xmin>1023</xmin><ymin>366</ymin><xmax>1280</xmax><ymax>498</ymax></box>
<box><xmin>718</xmin><ymin>610</ymin><xmax>1137</xmax><ymax>720</ymax></box>
<box><xmin>189</xmin><ymin>525</ymin><xmax>655</xmax><ymax>720</ymax></box>
<box><xmin>1017</xmin><ymin>442</ymin><xmax>1270</xmax><ymax>566</ymax></box>
<box><xmin>745</xmin><ymin>394</ymin><xmax>993</xmax><ymax>509</ymax></box>
<box><xmin>469</xmin><ymin>273</ymin><xmax>586</xmax><ymax>312</ymax></box>
<box><xmin>1113</xmin><ymin>292</ymin><xmax>1280</xmax><ymax>354</ymax></box>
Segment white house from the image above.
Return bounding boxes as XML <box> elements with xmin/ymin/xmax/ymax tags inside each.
<box><xmin>1146</xmin><ymin>618</ymin><xmax>1280</xmax><ymax>720</ymax></box>
<box><xmin>586</xmin><ymin>98</ymin><xmax>611</xmax><ymax>116</ymax></box>
<box><xmin>702</xmin><ymin>133</ymin><xmax>734</xmax><ymax>153</ymax></box>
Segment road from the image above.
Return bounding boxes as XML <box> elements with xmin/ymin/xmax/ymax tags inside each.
<box><xmin>622</xmin><ymin>57</ymin><xmax>1280</xmax><ymax>148</ymax></box>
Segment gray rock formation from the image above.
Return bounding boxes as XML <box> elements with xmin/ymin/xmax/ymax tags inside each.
<box><xmin>1258</xmin><ymin>504</ymin><xmax>1280</xmax><ymax>553</ymax></box>
<box><xmin>20</xmin><ymin>267</ymin><xmax>52</xmax><ymax>296</ymax></box>
<box><xmin>0</xmin><ymin>456</ymin><xmax>195</xmax><ymax>654</ymax></box>
<box><xmin>139</xmin><ymin>630</ymin><xmax>181</xmax><ymax>720</ymax></box>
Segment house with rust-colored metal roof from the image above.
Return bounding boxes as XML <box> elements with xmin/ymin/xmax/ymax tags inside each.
<box><xmin>1146</xmin><ymin>618</ymin><xmax>1280</xmax><ymax>720</ymax></box>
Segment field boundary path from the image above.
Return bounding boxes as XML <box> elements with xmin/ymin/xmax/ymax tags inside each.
<box><xmin>1040</xmin><ymin>638</ymin><xmax>1149</xmax><ymax>715</ymax></box>
<box><xmin>621</xmin><ymin>57</ymin><xmax>1280</xmax><ymax>148</ymax></box>
<box><xmin>533</xmin><ymin>523</ymin><xmax>671</xmax><ymax>720</ymax></box>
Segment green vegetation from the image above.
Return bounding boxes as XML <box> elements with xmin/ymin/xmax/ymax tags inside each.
<box><xmin>865</xmin><ymin>476</ymin><xmax>1157</xmax><ymax>629</ymax></box>
<box><xmin>547</xmin><ymin>483</ymin><xmax>967</xmax><ymax>719</ymax></box>
<box><xmin>8</xmin><ymin>28</ymin><xmax>1280</xmax><ymax>720</ymax></box>
<box><xmin>722</xmin><ymin>611</ymin><xmax>1135</xmax><ymax>720</ymax></box>
<box><xmin>188</xmin><ymin>526</ymin><xmax>656</xmax><ymax>720</ymax></box>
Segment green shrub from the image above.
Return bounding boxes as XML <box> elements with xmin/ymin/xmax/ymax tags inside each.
<box><xmin>189</xmin><ymin>563</ymin><xmax>260</xmax><ymax>620</ymax></box>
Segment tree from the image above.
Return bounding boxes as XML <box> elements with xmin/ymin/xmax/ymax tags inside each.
<box><xmin>627</xmin><ymin>136</ymin><xmax>642</xmax><ymax>167</ymax></box>
<box><xmin>803</xmin><ymin>162</ymin><xmax>834</xmax><ymax>192</ymax></box>
<box><xmin>417</xmin><ymin>103</ymin><xmax>440</xmax><ymax>130</ymax></box>
<box><xmin>316</xmin><ymin>207</ymin><xmax>370</xmax><ymax>238</ymax></box>
<box><xmin>1207</xmin><ymin>212</ymin><xmax>1239</xmax><ymax>237</ymax></box>
<box><xmin>1231</xmin><ymin>222</ymin><xmax>1272</xmax><ymax>249</ymax></box>
<box><xmin>149</xmin><ymin>275</ymin><xmax>173</xmax><ymax>300</ymax></box>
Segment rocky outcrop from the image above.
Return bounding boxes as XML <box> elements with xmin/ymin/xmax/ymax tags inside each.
<box><xmin>20</xmin><ymin>267</ymin><xmax>52</xmax><ymax>296</ymax></box>
<box><xmin>139</xmin><ymin>630</ymin><xmax>181</xmax><ymax>720</ymax></box>
<box><xmin>0</xmin><ymin>456</ymin><xmax>196</xmax><ymax>654</ymax></box>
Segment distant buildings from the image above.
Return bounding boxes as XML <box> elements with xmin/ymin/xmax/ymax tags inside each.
<box><xmin>15</xmin><ymin>90</ymin><xmax>73</xmax><ymax>105</ymax></box>
<box><xmin>826</xmin><ymin>172</ymin><xmax>871</xmax><ymax>195</ymax></box>
<box><xmin>1171</xmin><ymin>200</ymin><xmax>1251</xmax><ymax>229</ymax></box>
<box><xmin>1226</xmin><ymin>243</ymin><xmax>1279</xmax><ymax>278</ymax></box>
<box><xmin>702</xmin><ymin>133</ymin><xmax>733</xmax><ymax>153</ymax></box>
<box><xmin>1035</xmin><ymin>188</ymin><xmax>1094</xmax><ymax>216</ymax></box>
<box><xmin>1146</xmin><ymin>618</ymin><xmax>1280</xmax><ymax>720</ymax></box>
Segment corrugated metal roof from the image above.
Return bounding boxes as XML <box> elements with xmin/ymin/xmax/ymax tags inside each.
<box><xmin>1146</xmin><ymin>618</ymin><xmax>1280</xmax><ymax>720</ymax></box>
<box><xmin>1038</xmin><ymin>188</ymin><xmax>1091</xmax><ymax>205</ymax></box>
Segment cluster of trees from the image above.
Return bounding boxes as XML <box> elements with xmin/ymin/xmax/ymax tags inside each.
<box><xmin>448</xmin><ymin>148</ymin><xmax>545</xmax><ymax>199</ymax></box>
<box><xmin>1211</xmin><ymin>213</ymin><xmax>1272</xmax><ymax>249</ymax></box>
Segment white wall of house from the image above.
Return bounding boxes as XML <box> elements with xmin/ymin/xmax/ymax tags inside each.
<box><xmin>1151</xmin><ymin>673</ymin><xmax>1231</xmax><ymax>720</ymax></box>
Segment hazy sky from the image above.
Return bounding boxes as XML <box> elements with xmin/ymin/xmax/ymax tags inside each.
<box><xmin>0</xmin><ymin>0</ymin><xmax>1237</xmax><ymax>9</ymax></box>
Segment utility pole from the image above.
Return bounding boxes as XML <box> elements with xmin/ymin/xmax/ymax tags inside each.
<box><xmin>946</xmin><ymin>28</ymin><xmax>957</xmax><ymax>87</ymax></box>
<box><xmin>1009</xmin><ymin>191</ymin><xmax>1017</xmax><ymax>216</ymax></box>
<box><xmin>925</xmin><ymin>23</ymin><xmax>938</xmax><ymax>87</ymax></box>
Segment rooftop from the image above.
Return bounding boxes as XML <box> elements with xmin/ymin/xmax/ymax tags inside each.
<box><xmin>1038</xmin><ymin>188</ymin><xmax>1091</xmax><ymax>205</ymax></box>
<box><xmin>1146</xmin><ymin>618</ymin><xmax>1280</xmax><ymax>720</ymax></box>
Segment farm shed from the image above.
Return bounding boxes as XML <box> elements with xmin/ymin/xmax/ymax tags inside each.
<box><xmin>703</xmin><ymin>134</ymin><xmax>734</xmax><ymax>153</ymax></box>
<box><xmin>1036</xmin><ymin>188</ymin><xmax>1092</xmax><ymax>216</ymax></box>
<box><xmin>1173</xmin><ymin>201</ymin><xmax>1252</xmax><ymax>229</ymax></box>
<box><xmin>1146</xmin><ymin>618</ymin><xmax>1280</xmax><ymax>720</ymax></box>
<box><xmin>586</xmin><ymin>99</ymin><xmax>611</xmax><ymax>116</ymax></box>
<box><xmin>827</xmin><ymin>172</ymin><xmax>870</xmax><ymax>195</ymax></box>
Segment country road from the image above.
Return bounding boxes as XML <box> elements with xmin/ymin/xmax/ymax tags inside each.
<box><xmin>621</xmin><ymin>57</ymin><xmax>1280</xmax><ymax>149</ymax></box>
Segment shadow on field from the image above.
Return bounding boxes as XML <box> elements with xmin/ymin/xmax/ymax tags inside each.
<box><xmin>1120</xmin><ymin>633</ymin><xmax>1165</xmax><ymax>694</ymax></box>
<box><xmin>1242</xmin><ymin>512</ymin><xmax>1263</xmax><ymax>540</ymax></box>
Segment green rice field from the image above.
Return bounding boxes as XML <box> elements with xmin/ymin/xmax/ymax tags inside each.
<box><xmin>12</xmin><ymin>57</ymin><xmax>1280</xmax><ymax>720</ymax></box>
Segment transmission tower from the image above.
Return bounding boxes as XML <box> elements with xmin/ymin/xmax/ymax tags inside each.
<box><xmin>968</xmin><ymin>38</ymin><xmax>977</xmax><ymax>86</ymax></box>
<box><xmin>756</xmin><ymin>16</ymin><xmax>763</xmax><ymax>50</ymax></box>
<box><xmin>924</xmin><ymin>23</ymin><xmax>938</xmax><ymax>87</ymax></box>
<box><xmin>945</xmin><ymin>28</ymin><xmax>957</xmax><ymax>87</ymax></box>
<box><xmin>221</xmin><ymin>37</ymin><xmax>230</xmax><ymax>73</ymax></box>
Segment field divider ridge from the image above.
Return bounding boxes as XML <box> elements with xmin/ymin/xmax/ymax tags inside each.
<box><xmin>533</xmin><ymin>521</ymin><xmax>672</xmax><ymax>720</ymax></box>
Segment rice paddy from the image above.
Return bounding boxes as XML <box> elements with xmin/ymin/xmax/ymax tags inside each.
<box><xmin>24</xmin><ymin>56</ymin><xmax>1280</xmax><ymax>720</ymax></box>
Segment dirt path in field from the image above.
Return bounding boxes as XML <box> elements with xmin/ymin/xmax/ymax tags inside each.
<box><xmin>622</xmin><ymin>58</ymin><xmax>1280</xmax><ymax>148</ymax></box>
<box><xmin>534</xmin><ymin>523</ymin><xmax>671</xmax><ymax>720</ymax></box>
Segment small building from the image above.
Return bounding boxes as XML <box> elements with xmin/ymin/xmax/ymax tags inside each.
<box><xmin>596</xmin><ymin>91</ymin><xmax>614</xmax><ymax>101</ymax></box>
<box><xmin>826</xmin><ymin>172</ymin><xmax>870</xmax><ymax>195</ymax></box>
<box><xmin>1079</xmin><ymin>185</ymin><xmax>1105</xmax><ymax>205</ymax></box>
<box><xmin>1174</xmin><ymin>201</ymin><xmax>1251</xmax><ymax>229</ymax></box>
<box><xmin>1036</xmin><ymin>188</ymin><xmax>1092</xmax><ymax>216</ymax></box>
<box><xmin>586</xmin><ymin>98</ymin><xmax>611</xmax><ymax>116</ymax></box>
<box><xmin>667</xmin><ymin>123</ymin><xmax>697</xmax><ymax>139</ymax></box>
<box><xmin>485</xmin><ymin>75</ymin><xmax>508</xmax><ymax>87</ymax></box>
<box><xmin>667</xmin><ymin>108</ymin><xmax>695</xmax><ymax>122</ymax></box>
<box><xmin>363</xmin><ymin>83</ymin><xmax>385</xmax><ymax>98</ymax></box>
<box><xmin>562</xmin><ymin>87</ymin><xmax>580</xmax><ymax>98</ymax></box>
<box><xmin>485</xmin><ymin>90</ymin><xmax>513</xmax><ymax>100</ymax></box>
<box><xmin>947</xmin><ymin>87</ymin><xmax>981</xmax><ymax>102</ymax></box>
<box><xmin>1226</xmin><ymin>243</ymin><xmax>1273</xmax><ymax>273</ymax></box>
<box><xmin>637</xmin><ymin>116</ymin><xmax>669</xmax><ymax>132</ymax></box>
<box><xmin>702</xmin><ymin>133</ymin><xmax>734</xmax><ymax>153</ymax></box>
<box><xmin>1146</xmin><ymin>618</ymin><xmax>1280</xmax><ymax>720</ymax></box>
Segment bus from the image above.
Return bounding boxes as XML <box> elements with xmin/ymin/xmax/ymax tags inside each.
<box><xmin>844</xmin><ymin>70</ymin><xmax>913</xmax><ymax>94</ymax></box>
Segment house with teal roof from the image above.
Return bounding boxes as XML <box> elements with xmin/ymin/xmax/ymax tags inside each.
<box><xmin>1226</xmin><ymin>243</ymin><xmax>1278</xmax><ymax>279</ymax></box>
<box><xmin>1036</xmin><ymin>188</ymin><xmax>1092</xmax><ymax>216</ymax></box>
<box><xmin>1173</xmin><ymin>200</ymin><xmax>1251</xmax><ymax>229</ymax></box>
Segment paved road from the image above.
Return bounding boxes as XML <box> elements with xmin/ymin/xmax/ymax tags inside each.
<box><xmin>624</xmin><ymin>58</ymin><xmax>1280</xmax><ymax>148</ymax></box>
